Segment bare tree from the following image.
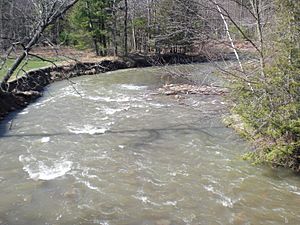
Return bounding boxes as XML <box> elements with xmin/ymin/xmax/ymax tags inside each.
<box><xmin>124</xmin><ymin>0</ymin><xmax>129</xmax><ymax>56</ymax></box>
<box><xmin>0</xmin><ymin>0</ymin><xmax>79</xmax><ymax>92</ymax></box>
<box><xmin>111</xmin><ymin>0</ymin><xmax>119</xmax><ymax>56</ymax></box>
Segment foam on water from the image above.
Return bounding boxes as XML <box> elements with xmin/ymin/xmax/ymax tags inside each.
<box><xmin>80</xmin><ymin>180</ymin><xmax>101</xmax><ymax>192</ymax></box>
<box><xmin>163</xmin><ymin>201</ymin><xmax>177</xmax><ymax>206</ymax></box>
<box><xmin>103</xmin><ymin>107</ymin><xmax>130</xmax><ymax>115</ymax></box>
<box><xmin>19</xmin><ymin>110</ymin><xmax>29</xmax><ymax>115</ymax></box>
<box><xmin>119</xmin><ymin>84</ymin><xmax>148</xmax><ymax>90</ymax></box>
<box><xmin>41</xmin><ymin>137</ymin><xmax>50</xmax><ymax>143</ymax></box>
<box><xmin>59</xmin><ymin>85</ymin><xmax>83</xmax><ymax>97</ymax></box>
<box><xmin>203</xmin><ymin>185</ymin><xmax>237</xmax><ymax>208</ymax></box>
<box><xmin>1</xmin><ymin>64</ymin><xmax>300</xmax><ymax>224</ymax></box>
<box><xmin>86</xmin><ymin>94</ymin><xmax>141</xmax><ymax>103</ymax></box>
<box><xmin>67</xmin><ymin>125</ymin><xmax>108</xmax><ymax>135</ymax></box>
<box><xmin>19</xmin><ymin>157</ymin><xmax>73</xmax><ymax>181</ymax></box>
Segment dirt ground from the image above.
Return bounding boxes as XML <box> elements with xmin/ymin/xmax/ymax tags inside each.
<box><xmin>30</xmin><ymin>46</ymin><xmax>118</xmax><ymax>63</ymax></box>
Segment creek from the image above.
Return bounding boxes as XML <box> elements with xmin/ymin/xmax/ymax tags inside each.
<box><xmin>0</xmin><ymin>64</ymin><xmax>299</xmax><ymax>225</ymax></box>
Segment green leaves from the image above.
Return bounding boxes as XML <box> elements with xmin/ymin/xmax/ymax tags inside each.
<box><xmin>229</xmin><ymin>0</ymin><xmax>300</xmax><ymax>171</ymax></box>
<box><xmin>66</xmin><ymin>0</ymin><xmax>113</xmax><ymax>55</ymax></box>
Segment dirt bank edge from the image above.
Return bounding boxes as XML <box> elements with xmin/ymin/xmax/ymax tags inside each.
<box><xmin>0</xmin><ymin>53</ymin><xmax>210</xmax><ymax>121</ymax></box>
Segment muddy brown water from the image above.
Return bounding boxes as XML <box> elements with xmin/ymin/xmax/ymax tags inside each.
<box><xmin>0</xmin><ymin>64</ymin><xmax>299</xmax><ymax>225</ymax></box>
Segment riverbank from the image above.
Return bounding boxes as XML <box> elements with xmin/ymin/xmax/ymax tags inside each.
<box><xmin>223</xmin><ymin>113</ymin><xmax>300</xmax><ymax>173</ymax></box>
<box><xmin>1</xmin><ymin>62</ymin><xmax>299</xmax><ymax>225</ymax></box>
<box><xmin>0</xmin><ymin>53</ymin><xmax>212</xmax><ymax>120</ymax></box>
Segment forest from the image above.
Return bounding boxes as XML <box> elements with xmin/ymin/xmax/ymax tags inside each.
<box><xmin>0</xmin><ymin>0</ymin><xmax>299</xmax><ymax>171</ymax></box>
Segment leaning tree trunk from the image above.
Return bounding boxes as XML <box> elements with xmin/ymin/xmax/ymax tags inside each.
<box><xmin>1</xmin><ymin>23</ymin><xmax>46</xmax><ymax>90</ymax></box>
<box><xmin>0</xmin><ymin>0</ymin><xmax>79</xmax><ymax>92</ymax></box>
<box><xmin>215</xmin><ymin>2</ymin><xmax>243</xmax><ymax>72</ymax></box>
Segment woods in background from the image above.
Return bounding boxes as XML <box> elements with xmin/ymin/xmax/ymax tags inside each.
<box><xmin>0</xmin><ymin>0</ymin><xmax>268</xmax><ymax>57</ymax></box>
<box><xmin>41</xmin><ymin>0</ymin><xmax>260</xmax><ymax>56</ymax></box>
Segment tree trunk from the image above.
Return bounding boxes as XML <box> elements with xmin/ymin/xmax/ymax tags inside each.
<box><xmin>215</xmin><ymin>2</ymin><xmax>243</xmax><ymax>72</ymax></box>
<box><xmin>86</xmin><ymin>1</ymin><xmax>99</xmax><ymax>56</ymax></box>
<box><xmin>100</xmin><ymin>16</ymin><xmax>107</xmax><ymax>56</ymax></box>
<box><xmin>112</xmin><ymin>0</ymin><xmax>118</xmax><ymax>56</ymax></box>
<box><xmin>1</xmin><ymin>23</ymin><xmax>45</xmax><ymax>90</ymax></box>
<box><xmin>0</xmin><ymin>0</ymin><xmax>79</xmax><ymax>90</ymax></box>
<box><xmin>124</xmin><ymin>0</ymin><xmax>128</xmax><ymax>56</ymax></box>
<box><xmin>146</xmin><ymin>0</ymin><xmax>152</xmax><ymax>53</ymax></box>
<box><xmin>251</xmin><ymin>0</ymin><xmax>266</xmax><ymax>78</ymax></box>
<box><xmin>0</xmin><ymin>1</ymin><xmax>4</xmax><ymax>54</ymax></box>
<box><xmin>132</xmin><ymin>25</ymin><xmax>137</xmax><ymax>52</ymax></box>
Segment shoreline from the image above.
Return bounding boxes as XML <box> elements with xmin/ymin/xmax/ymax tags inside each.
<box><xmin>0</xmin><ymin>53</ymin><xmax>214</xmax><ymax>121</ymax></box>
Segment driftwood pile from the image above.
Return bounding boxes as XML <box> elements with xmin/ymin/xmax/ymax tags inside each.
<box><xmin>158</xmin><ymin>84</ymin><xmax>229</xmax><ymax>96</ymax></box>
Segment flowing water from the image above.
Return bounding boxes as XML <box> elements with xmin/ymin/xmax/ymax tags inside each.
<box><xmin>0</xmin><ymin>64</ymin><xmax>299</xmax><ymax>225</ymax></box>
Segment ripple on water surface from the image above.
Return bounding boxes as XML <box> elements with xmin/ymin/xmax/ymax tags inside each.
<box><xmin>0</xmin><ymin>65</ymin><xmax>299</xmax><ymax>225</ymax></box>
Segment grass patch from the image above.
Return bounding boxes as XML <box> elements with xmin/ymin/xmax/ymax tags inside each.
<box><xmin>0</xmin><ymin>57</ymin><xmax>61</xmax><ymax>81</ymax></box>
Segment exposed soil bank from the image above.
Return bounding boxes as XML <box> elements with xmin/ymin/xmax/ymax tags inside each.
<box><xmin>0</xmin><ymin>53</ymin><xmax>211</xmax><ymax>120</ymax></box>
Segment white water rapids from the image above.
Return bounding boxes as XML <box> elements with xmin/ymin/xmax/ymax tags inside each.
<box><xmin>0</xmin><ymin>64</ymin><xmax>299</xmax><ymax>225</ymax></box>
